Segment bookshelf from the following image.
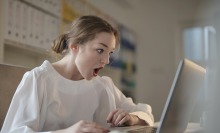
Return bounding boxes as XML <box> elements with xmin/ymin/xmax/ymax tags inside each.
<box><xmin>0</xmin><ymin>0</ymin><xmax>61</xmax><ymax>68</ymax></box>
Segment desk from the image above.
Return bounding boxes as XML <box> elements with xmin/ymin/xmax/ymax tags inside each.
<box><xmin>109</xmin><ymin>123</ymin><xmax>204</xmax><ymax>133</ymax></box>
<box><xmin>184</xmin><ymin>123</ymin><xmax>204</xmax><ymax>133</ymax></box>
<box><xmin>154</xmin><ymin>122</ymin><xmax>204</xmax><ymax>133</ymax></box>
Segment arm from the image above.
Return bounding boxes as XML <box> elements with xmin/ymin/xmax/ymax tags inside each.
<box><xmin>1</xmin><ymin>71</ymin><xmax>47</xmax><ymax>133</ymax></box>
<box><xmin>103</xmin><ymin>76</ymin><xmax>154</xmax><ymax>126</ymax></box>
<box><xmin>106</xmin><ymin>109</ymin><xmax>147</xmax><ymax>126</ymax></box>
<box><xmin>51</xmin><ymin>121</ymin><xmax>109</xmax><ymax>133</ymax></box>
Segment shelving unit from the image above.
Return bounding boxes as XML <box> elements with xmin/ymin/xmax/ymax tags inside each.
<box><xmin>0</xmin><ymin>0</ymin><xmax>61</xmax><ymax>68</ymax></box>
<box><xmin>114</xmin><ymin>25</ymin><xmax>137</xmax><ymax>99</ymax></box>
<box><xmin>4</xmin><ymin>39</ymin><xmax>55</xmax><ymax>68</ymax></box>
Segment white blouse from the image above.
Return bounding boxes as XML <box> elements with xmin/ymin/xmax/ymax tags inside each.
<box><xmin>1</xmin><ymin>60</ymin><xmax>154</xmax><ymax>133</ymax></box>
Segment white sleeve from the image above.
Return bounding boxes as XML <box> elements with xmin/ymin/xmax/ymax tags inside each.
<box><xmin>102</xmin><ymin>76</ymin><xmax>154</xmax><ymax>126</ymax></box>
<box><xmin>1</xmin><ymin>71</ymin><xmax>49</xmax><ymax>133</ymax></box>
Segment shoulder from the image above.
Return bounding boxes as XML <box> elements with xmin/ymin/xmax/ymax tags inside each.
<box><xmin>16</xmin><ymin>60</ymin><xmax>54</xmax><ymax>95</ymax></box>
<box><xmin>93</xmin><ymin>76</ymin><xmax>114</xmax><ymax>86</ymax></box>
<box><xmin>89</xmin><ymin>76</ymin><xmax>115</xmax><ymax>91</ymax></box>
<box><xmin>101</xmin><ymin>76</ymin><xmax>113</xmax><ymax>83</ymax></box>
<box><xmin>23</xmin><ymin>60</ymin><xmax>53</xmax><ymax>81</ymax></box>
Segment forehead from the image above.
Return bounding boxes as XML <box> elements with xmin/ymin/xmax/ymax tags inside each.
<box><xmin>92</xmin><ymin>32</ymin><xmax>116</xmax><ymax>49</ymax></box>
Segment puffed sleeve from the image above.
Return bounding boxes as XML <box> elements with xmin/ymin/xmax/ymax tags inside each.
<box><xmin>1</xmin><ymin>71</ymin><xmax>49</xmax><ymax>133</ymax></box>
<box><xmin>102</xmin><ymin>76</ymin><xmax>154</xmax><ymax>126</ymax></box>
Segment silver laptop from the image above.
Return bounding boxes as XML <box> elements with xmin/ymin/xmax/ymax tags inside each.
<box><xmin>109</xmin><ymin>59</ymin><xmax>206</xmax><ymax>133</ymax></box>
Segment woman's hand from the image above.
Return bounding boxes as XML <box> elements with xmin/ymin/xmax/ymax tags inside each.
<box><xmin>106</xmin><ymin>109</ymin><xmax>147</xmax><ymax>127</ymax></box>
<box><xmin>53</xmin><ymin>120</ymin><xmax>109</xmax><ymax>133</ymax></box>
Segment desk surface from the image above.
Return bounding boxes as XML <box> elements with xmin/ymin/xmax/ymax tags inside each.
<box><xmin>154</xmin><ymin>122</ymin><xmax>204</xmax><ymax>133</ymax></box>
<box><xmin>109</xmin><ymin>122</ymin><xmax>204</xmax><ymax>133</ymax></box>
<box><xmin>184</xmin><ymin>123</ymin><xmax>204</xmax><ymax>133</ymax></box>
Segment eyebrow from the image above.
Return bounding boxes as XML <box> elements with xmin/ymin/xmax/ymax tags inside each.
<box><xmin>99</xmin><ymin>43</ymin><xmax>108</xmax><ymax>48</ymax></box>
<box><xmin>99</xmin><ymin>43</ymin><xmax>115</xmax><ymax>50</ymax></box>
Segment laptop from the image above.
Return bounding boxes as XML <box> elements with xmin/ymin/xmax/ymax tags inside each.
<box><xmin>109</xmin><ymin>59</ymin><xmax>206</xmax><ymax>133</ymax></box>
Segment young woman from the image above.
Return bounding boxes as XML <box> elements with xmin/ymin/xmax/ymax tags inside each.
<box><xmin>1</xmin><ymin>15</ymin><xmax>154</xmax><ymax>133</ymax></box>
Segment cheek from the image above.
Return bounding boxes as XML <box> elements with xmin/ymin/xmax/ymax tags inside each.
<box><xmin>76</xmin><ymin>53</ymin><xmax>97</xmax><ymax>68</ymax></box>
<box><xmin>85</xmin><ymin>52</ymin><xmax>100</xmax><ymax>62</ymax></box>
<box><xmin>85</xmin><ymin>55</ymin><xmax>99</xmax><ymax>67</ymax></box>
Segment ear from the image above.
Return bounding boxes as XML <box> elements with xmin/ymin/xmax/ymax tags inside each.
<box><xmin>69</xmin><ymin>43</ymin><xmax>79</xmax><ymax>51</ymax></box>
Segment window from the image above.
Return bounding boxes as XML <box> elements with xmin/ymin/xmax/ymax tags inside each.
<box><xmin>183</xmin><ymin>26</ymin><xmax>216</xmax><ymax>67</ymax></box>
<box><xmin>182</xmin><ymin>25</ymin><xmax>217</xmax><ymax>122</ymax></box>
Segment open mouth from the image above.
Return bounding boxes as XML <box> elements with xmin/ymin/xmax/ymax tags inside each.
<box><xmin>93</xmin><ymin>67</ymin><xmax>103</xmax><ymax>76</ymax></box>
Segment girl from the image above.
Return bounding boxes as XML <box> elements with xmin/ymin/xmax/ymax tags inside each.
<box><xmin>1</xmin><ymin>15</ymin><xmax>154</xmax><ymax>133</ymax></box>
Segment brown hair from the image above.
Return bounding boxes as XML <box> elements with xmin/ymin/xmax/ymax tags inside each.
<box><xmin>52</xmin><ymin>15</ymin><xmax>120</xmax><ymax>54</ymax></box>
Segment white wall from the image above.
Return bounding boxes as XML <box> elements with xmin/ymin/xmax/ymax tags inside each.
<box><xmin>86</xmin><ymin>0</ymin><xmax>211</xmax><ymax>121</ymax></box>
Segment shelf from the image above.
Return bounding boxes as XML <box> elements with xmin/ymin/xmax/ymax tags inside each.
<box><xmin>4</xmin><ymin>39</ymin><xmax>53</xmax><ymax>57</ymax></box>
<box><xmin>19</xmin><ymin>0</ymin><xmax>60</xmax><ymax>18</ymax></box>
<box><xmin>3</xmin><ymin>39</ymin><xmax>59</xmax><ymax>68</ymax></box>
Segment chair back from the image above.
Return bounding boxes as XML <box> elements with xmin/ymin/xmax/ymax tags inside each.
<box><xmin>0</xmin><ymin>63</ymin><xmax>29</xmax><ymax>129</ymax></box>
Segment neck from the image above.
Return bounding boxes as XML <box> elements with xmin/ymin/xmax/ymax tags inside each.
<box><xmin>52</xmin><ymin>56</ymin><xmax>83</xmax><ymax>81</ymax></box>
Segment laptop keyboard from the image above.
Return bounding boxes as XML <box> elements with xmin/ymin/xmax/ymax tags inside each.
<box><xmin>128</xmin><ymin>126</ymin><xmax>157</xmax><ymax>133</ymax></box>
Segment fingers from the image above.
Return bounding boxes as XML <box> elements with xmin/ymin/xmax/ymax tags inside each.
<box><xmin>81</xmin><ymin>125</ymin><xmax>108</xmax><ymax>133</ymax></box>
<box><xmin>106</xmin><ymin>109</ymin><xmax>118</xmax><ymax>123</ymax></box>
<box><xmin>84</xmin><ymin>121</ymin><xmax>109</xmax><ymax>133</ymax></box>
<box><xmin>74</xmin><ymin>120</ymin><xmax>109</xmax><ymax>133</ymax></box>
<box><xmin>107</xmin><ymin>109</ymin><xmax>131</xmax><ymax>126</ymax></box>
<box><xmin>114</xmin><ymin>112</ymin><xmax>128</xmax><ymax>126</ymax></box>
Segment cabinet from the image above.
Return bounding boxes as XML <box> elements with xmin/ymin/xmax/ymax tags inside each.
<box><xmin>0</xmin><ymin>0</ymin><xmax>61</xmax><ymax>68</ymax></box>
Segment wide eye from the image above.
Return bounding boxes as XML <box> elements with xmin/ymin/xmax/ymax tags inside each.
<box><xmin>97</xmin><ymin>49</ymin><xmax>104</xmax><ymax>54</ymax></box>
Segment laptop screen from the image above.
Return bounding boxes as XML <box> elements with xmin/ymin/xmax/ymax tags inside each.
<box><xmin>156</xmin><ymin>59</ymin><xmax>206</xmax><ymax>133</ymax></box>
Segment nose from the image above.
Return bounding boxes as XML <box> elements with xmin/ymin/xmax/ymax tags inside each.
<box><xmin>101</xmin><ymin>54</ymin><xmax>110</xmax><ymax>65</ymax></box>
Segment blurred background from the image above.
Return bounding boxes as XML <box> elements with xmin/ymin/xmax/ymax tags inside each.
<box><xmin>0</xmin><ymin>0</ymin><xmax>220</xmax><ymax>132</ymax></box>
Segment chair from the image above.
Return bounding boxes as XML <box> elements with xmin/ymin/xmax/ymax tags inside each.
<box><xmin>0</xmin><ymin>63</ymin><xmax>29</xmax><ymax>129</ymax></box>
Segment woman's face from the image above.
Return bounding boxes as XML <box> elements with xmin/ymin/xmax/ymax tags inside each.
<box><xmin>75</xmin><ymin>32</ymin><xmax>116</xmax><ymax>80</ymax></box>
